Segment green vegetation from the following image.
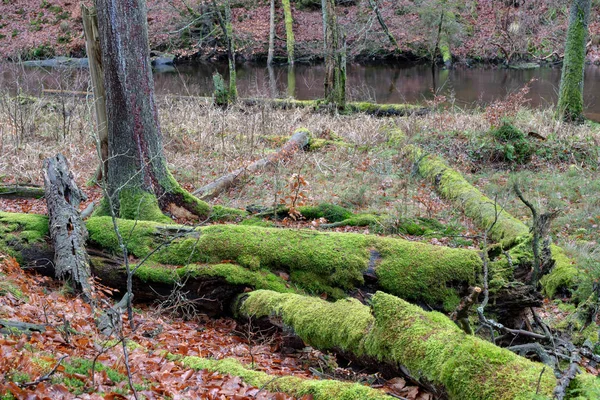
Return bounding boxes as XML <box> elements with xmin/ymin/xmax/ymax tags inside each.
<box><xmin>240</xmin><ymin>290</ymin><xmax>559</xmax><ymax>400</ymax></box>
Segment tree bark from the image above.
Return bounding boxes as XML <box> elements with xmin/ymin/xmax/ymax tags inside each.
<box><xmin>267</xmin><ymin>0</ymin><xmax>276</xmax><ymax>65</ymax></box>
<box><xmin>368</xmin><ymin>0</ymin><xmax>399</xmax><ymax>50</ymax></box>
<box><xmin>42</xmin><ymin>154</ymin><xmax>92</xmax><ymax>299</ymax></box>
<box><xmin>192</xmin><ymin>128</ymin><xmax>310</xmax><ymax>200</ymax></box>
<box><xmin>323</xmin><ymin>0</ymin><xmax>346</xmax><ymax>107</ymax></box>
<box><xmin>281</xmin><ymin>0</ymin><xmax>295</xmax><ymax>65</ymax></box>
<box><xmin>81</xmin><ymin>4</ymin><xmax>108</xmax><ymax>182</ymax></box>
<box><xmin>94</xmin><ymin>0</ymin><xmax>210</xmax><ymax>221</ymax></box>
<box><xmin>557</xmin><ymin>0</ymin><xmax>591</xmax><ymax>122</ymax></box>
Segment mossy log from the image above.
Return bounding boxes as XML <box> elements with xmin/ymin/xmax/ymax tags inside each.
<box><xmin>2</xmin><ymin>212</ymin><xmax>483</xmax><ymax>312</ymax></box>
<box><xmin>240</xmin><ymin>98</ymin><xmax>427</xmax><ymax>116</ymax></box>
<box><xmin>192</xmin><ymin>128</ymin><xmax>310</xmax><ymax>200</ymax></box>
<box><xmin>0</xmin><ymin>184</ymin><xmax>45</xmax><ymax>199</ymax></box>
<box><xmin>407</xmin><ymin>145</ymin><xmax>578</xmax><ymax>297</ymax></box>
<box><xmin>238</xmin><ymin>290</ymin><xmax>600</xmax><ymax>400</ymax></box>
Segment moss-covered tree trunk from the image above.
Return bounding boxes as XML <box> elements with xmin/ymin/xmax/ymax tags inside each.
<box><xmin>323</xmin><ymin>0</ymin><xmax>346</xmax><ymax>108</ymax></box>
<box><xmin>94</xmin><ymin>0</ymin><xmax>210</xmax><ymax>222</ymax></box>
<box><xmin>557</xmin><ymin>0</ymin><xmax>591</xmax><ymax>123</ymax></box>
<box><xmin>281</xmin><ymin>0</ymin><xmax>295</xmax><ymax>65</ymax></box>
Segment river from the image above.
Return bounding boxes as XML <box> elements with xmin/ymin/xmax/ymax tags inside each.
<box><xmin>4</xmin><ymin>61</ymin><xmax>600</xmax><ymax>121</ymax></box>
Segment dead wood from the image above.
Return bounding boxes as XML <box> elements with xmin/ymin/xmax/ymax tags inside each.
<box><xmin>0</xmin><ymin>184</ymin><xmax>45</xmax><ymax>199</ymax></box>
<box><xmin>43</xmin><ymin>154</ymin><xmax>92</xmax><ymax>300</ymax></box>
<box><xmin>193</xmin><ymin>128</ymin><xmax>310</xmax><ymax>200</ymax></box>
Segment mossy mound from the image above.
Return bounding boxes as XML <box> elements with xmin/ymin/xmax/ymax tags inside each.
<box><xmin>0</xmin><ymin>212</ymin><xmax>50</xmax><ymax>261</ymax></box>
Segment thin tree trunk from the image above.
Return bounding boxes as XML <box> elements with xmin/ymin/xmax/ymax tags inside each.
<box><xmin>557</xmin><ymin>0</ymin><xmax>591</xmax><ymax>122</ymax></box>
<box><xmin>323</xmin><ymin>0</ymin><xmax>346</xmax><ymax>107</ymax></box>
<box><xmin>267</xmin><ymin>0</ymin><xmax>276</xmax><ymax>65</ymax></box>
<box><xmin>367</xmin><ymin>0</ymin><xmax>399</xmax><ymax>50</ymax></box>
<box><xmin>281</xmin><ymin>0</ymin><xmax>295</xmax><ymax>65</ymax></box>
<box><xmin>82</xmin><ymin>5</ymin><xmax>108</xmax><ymax>182</ymax></box>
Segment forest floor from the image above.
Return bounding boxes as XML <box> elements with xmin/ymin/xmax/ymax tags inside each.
<box><xmin>1</xmin><ymin>73</ymin><xmax>600</xmax><ymax>398</ymax></box>
<box><xmin>1</xmin><ymin>0</ymin><xmax>600</xmax><ymax>64</ymax></box>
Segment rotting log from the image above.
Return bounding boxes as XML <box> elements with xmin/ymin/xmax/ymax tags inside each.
<box><xmin>43</xmin><ymin>154</ymin><xmax>92</xmax><ymax>299</ymax></box>
<box><xmin>0</xmin><ymin>184</ymin><xmax>45</xmax><ymax>199</ymax></box>
<box><xmin>406</xmin><ymin>145</ymin><xmax>578</xmax><ymax>298</ymax></box>
<box><xmin>237</xmin><ymin>290</ymin><xmax>600</xmax><ymax>400</ymax></box>
<box><xmin>0</xmin><ymin>319</ymin><xmax>46</xmax><ymax>335</ymax></box>
<box><xmin>193</xmin><ymin>127</ymin><xmax>310</xmax><ymax>200</ymax></box>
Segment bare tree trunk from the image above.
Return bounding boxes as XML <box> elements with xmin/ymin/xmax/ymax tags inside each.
<box><xmin>81</xmin><ymin>5</ymin><xmax>108</xmax><ymax>182</ymax></box>
<box><xmin>267</xmin><ymin>0</ymin><xmax>276</xmax><ymax>65</ymax></box>
<box><xmin>323</xmin><ymin>0</ymin><xmax>346</xmax><ymax>107</ymax></box>
<box><xmin>213</xmin><ymin>0</ymin><xmax>237</xmax><ymax>102</ymax></box>
<box><xmin>557</xmin><ymin>0</ymin><xmax>591</xmax><ymax>122</ymax></box>
<box><xmin>94</xmin><ymin>0</ymin><xmax>210</xmax><ymax>221</ymax></box>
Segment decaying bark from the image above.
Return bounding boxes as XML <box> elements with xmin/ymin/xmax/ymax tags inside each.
<box><xmin>42</xmin><ymin>154</ymin><xmax>92</xmax><ymax>300</ymax></box>
<box><xmin>192</xmin><ymin>128</ymin><xmax>310</xmax><ymax>200</ymax></box>
<box><xmin>0</xmin><ymin>319</ymin><xmax>46</xmax><ymax>335</ymax></box>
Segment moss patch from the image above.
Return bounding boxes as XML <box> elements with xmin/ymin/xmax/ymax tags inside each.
<box><xmin>179</xmin><ymin>356</ymin><xmax>392</xmax><ymax>400</ymax></box>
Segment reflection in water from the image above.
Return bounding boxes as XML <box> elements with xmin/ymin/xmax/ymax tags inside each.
<box><xmin>2</xmin><ymin>62</ymin><xmax>599</xmax><ymax>120</ymax></box>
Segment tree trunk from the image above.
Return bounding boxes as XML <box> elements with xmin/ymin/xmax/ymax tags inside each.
<box><xmin>323</xmin><ymin>0</ymin><xmax>346</xmax><ymax>107</ymax></box>
<box><xmin>42</xmin><ymin>154</ymin><xmax>92</xmax><ymax>299</ymax></box>
<box><xmin>368</xmin><ymin>0</ymin><xmax>399</xmax><ymax>50</ymax></box>
<box><xmin>0</xmin><ymin>184</ymin><xmax>44</xmax><ymax>199</ymax></box>
<box><xmin>267</xmin><ymin>0</ymin><xmax>276</xmax><ymax>65</ymax></box>
<box><xmin>557</xmin><ymin>0</ymin><xmax>591</xmax><ymax>122</ymax></box>
<box><xmin>94</xmin><ymin>0</ymin><xmax>210</xmax><ymax>221</ymax></box>
<box><xmin>81</xmin><ymin>4</ymin><xmax>108</xmax><ymax>182</ymax></box>
<box><xmin>281</xmin><ymin>0</ymin><xmax>295</xmax><ymax>65</ymax></box>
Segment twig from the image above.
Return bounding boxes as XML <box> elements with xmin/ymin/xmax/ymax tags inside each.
<box><xmin>20</xmin><ymin>355</ymin><xmax>67</xmax><ymax>387</ymax></box>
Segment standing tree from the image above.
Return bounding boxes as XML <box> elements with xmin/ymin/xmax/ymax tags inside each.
<box><xmin>557</xmin><ymin>0</ymin><xmax>591</xmax><ymax>122</ymax></box>
<box><xmin>282</xmin><ymin>0</ymin><xmax>295</xmax><ymax>65</ymax></box>
<box><xmin>267</xmin><ymin>0</ymin><xmax>276</xmax><ymax>66</ymax></box>
<box><xmin>323</xmin><ymin>0</ymin><xmax>346</xmax><ymax>107</ymax></box>
<box><xmin>94</xmin><ymin>0</ymin><xmax>210</xmax><ymax>222</ymax></box>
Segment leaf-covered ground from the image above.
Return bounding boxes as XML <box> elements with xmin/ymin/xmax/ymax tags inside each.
<box><xmin>0</xmin><ymin>254</ymin><xmax>430</xmax><ymax>399</ymax></box>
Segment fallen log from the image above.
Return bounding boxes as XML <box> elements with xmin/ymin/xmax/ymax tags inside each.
<box><xmin>1</xmin><ymin>212</ymin><xmax>484</xmax><ymax>312</ymax></box>
<box><xmin>43</xmin><ymin>154</ymin><xmax>92</xmax><ymax>299</ymax></box>
<box><xmin>406</xmin><ymin>145</ymin><xmax>577</xmax><ymax>298</ymax></box>
<box><xmin>237</xmin><ymin>289</ymin><xmax>600</xmax><ymax>400</ymax></box>
<box><xmin>193</xmin><ymin>127</ymin><xmax>311</xmax><ymax>200</ymax></box>
<box><xmin>0</xmin><ymin>319</ymin><xmax>46</xmax><ymax>335</ymax></box>
<box><xmin>0</xmin><ymin>184</ymin><xmax>45</xmax><ymax>199</ymax></box>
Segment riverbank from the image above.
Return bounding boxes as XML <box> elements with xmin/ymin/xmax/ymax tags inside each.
<box><xmin>1</xmin><ymin>0</ymin><xmax>599</xmax><ymax>65</ymax></box>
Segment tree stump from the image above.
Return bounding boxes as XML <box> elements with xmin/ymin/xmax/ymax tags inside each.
<box><xmin>43</xmin><ymin>154</ymin><xmax>92</xmax><ymax>300</ymax></box>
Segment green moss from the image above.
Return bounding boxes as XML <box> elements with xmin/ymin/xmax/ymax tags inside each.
<box><xmin>161</xmin><ymin>169</ymin><xmax>211</xmax><ymax>219</ymax></box>
<box><xmin>180</xmin><ymin>356</ymin><xmax>392</xmax><ymax>400</ymax></box>
<box><xmin>240</xmin><ymin>290</ymin><xmax>556</xmax><ymax>400</ymax></box>
<box><xmin>0</xmin><ymin>212</ymin><xmax>49</xmax><ymax>261</ymax></box>
<box><xmin>210</xmin><ymin>205</ymin><xmax>248</xmax><ymax>221</ymax></box>
<box><xmin>297</xmin><ymin>203</ymin><xmax>353</xmax><ymax>222</ymax></box>
<box><xmin>135</xmin><ymin>263</ymin><xmax>293</xmax><ymax>293</ymax></box>
<box><xmin>407</xmin><ymin>145</ymin><xmax>530</xmax><ymax>242</ymax></box>
<box><xmin>345</xmin><ymin>102</ymin><xmax>423</xmax><ymax>116</ymax></box>
<box><xmin>540</xmin><ymin>245</ymin><xmax>579</xmax><ymax>298</ymax></box>
<box><xmin>556</xmin><ymin>0</ymin><xmax>590</xmax><ymax>122</ymax></box>
<box><xmin>290</xmin><ymin>270</ymin><xmax>346</xmax><ymax>299</ymax></box>
<box><xmin>281</xmin><ymin>0</ymin><xmax>295</xmax><ymax>64</ymax></box>
<box><xmin>118</xmin><ymin>189</ymin><xmax>172</xmax><ymax>223</ymax></box>
<box><xmin>239</xmin><ymin>217</ymin><xmax>275</xmax><ymax>227</ymax></box>
<box><xmin>85</xmin><ymin>217</ymin><xmax>482</xmax><ymax>309</ymax></box>
<box><xmin>567</xmin><ymin>371</ymin><xmax>600</xmax><ymax>399</ymax></box>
